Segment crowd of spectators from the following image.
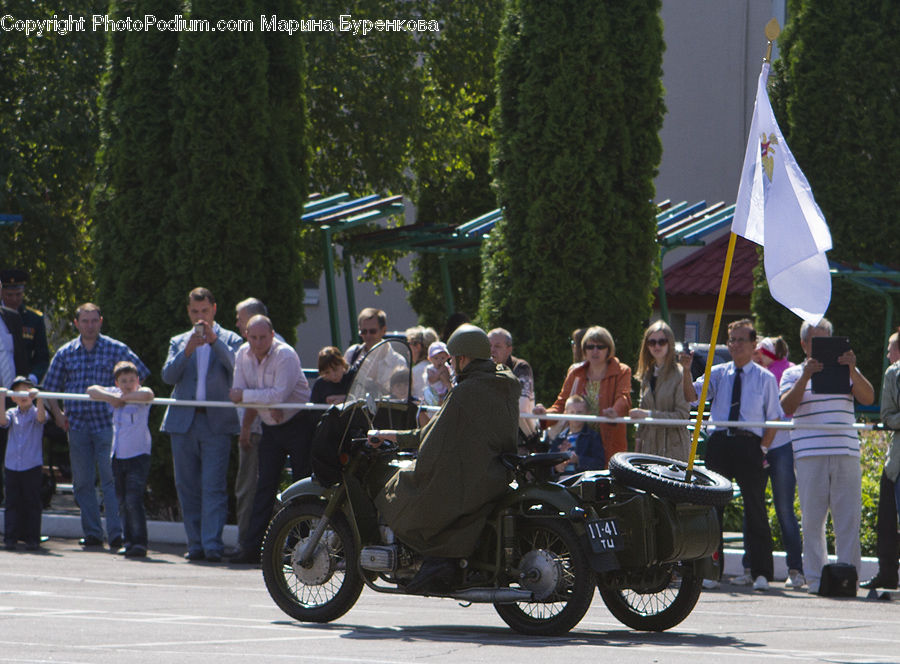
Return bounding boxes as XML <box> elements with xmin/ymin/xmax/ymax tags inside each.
<box><xmin>1</xmin><ymin>267</ymin><xmax>897</xmax><ymax>595</ymax></box>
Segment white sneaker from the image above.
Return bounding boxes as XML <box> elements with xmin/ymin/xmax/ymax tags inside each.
<box><xmin>807</xmin><ymin>582</ymin><xmax>820</xmax><ymax>595</ymax></box>
<box><xmin>785</xmin><ymin>570</ymin><xmax>806</xmax><ymax>589</ymax></box>
<box><xmin>753</xmin><ymin>575</ymin><xmax>770</xmax><ymax>591</ymax></box>
<box><xmin>702</xmin><ymin>579</ymin><xmax>720</xmax><ymax>590</ymax></box>
<box><xmin>730</xmin><ymin>569</ymin><xmax>753</xmax><ymax>586</ymax></box>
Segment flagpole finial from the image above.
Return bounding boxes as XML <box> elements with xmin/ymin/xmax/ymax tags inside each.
<box><xmin>764</xmin><ymin>18</ymin><xmax>781</xmax><ymax>63</ymax></box>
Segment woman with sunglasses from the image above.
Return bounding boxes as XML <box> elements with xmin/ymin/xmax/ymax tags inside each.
<box><xmin>629</xmin><ymin>321</ymin><xmax>691</xmax><ymax>460</ymax></box>
<box><xmin>534</xmin><ymin>325</ymin><xmax>631</xmax><ymax>464</ymax></box>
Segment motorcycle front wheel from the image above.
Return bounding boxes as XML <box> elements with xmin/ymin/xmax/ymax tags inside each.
<box><xmin>599</xmin><ymin>564</ymin><xmax>702</xmax><ymax>631</ymax></box>
<box><xmin>261</xmin><ymin>501</ymin><xmax>364</xmax><ymax>623</ymax></box>
<box><xmin>493</xmin><ymin>517</ymin><xmax>594</xmax><ymax>636</ymax></box>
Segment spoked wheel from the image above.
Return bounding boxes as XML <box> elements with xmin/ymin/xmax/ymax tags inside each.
<box><xmin>494</xmin><ymin>517</ymin><xmax>594</xmax><ymax>636</ymax></box>
<box><xmin>261</xmin><ymin>501</ymin><xmax>363</xmax><ymax>623</ymax></box>
<box><xmin>608</xmin><ymin>453</ymin><xmax>733</xmax><ymax>507</ymax></box>
<box><xmin>599</xmin><ymin>564</ymin><xmax>702</xmax><ymax>631</ymax></box>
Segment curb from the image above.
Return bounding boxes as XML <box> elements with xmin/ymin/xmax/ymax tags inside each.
<box><xmin>1</xmin><ymin>509</ymin><xmax>238</xmax><ymax>547</ymax></box>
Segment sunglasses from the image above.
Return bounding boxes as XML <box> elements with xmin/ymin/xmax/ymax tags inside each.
<box><xmin>647</xmin><ymin>338</ymin><xmax>668</xmax><ymax>347</ymax></box>
<box><xmin>583</xmin><ymin>343</ymin><xmax>608</xmax><ymax>351</ymax></box>
<box><xmin>358</xmin><ymin>328</ymin><xmax>379</xmax><ymax>336</ymax></box>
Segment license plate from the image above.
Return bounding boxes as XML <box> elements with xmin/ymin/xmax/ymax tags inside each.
<box><xmin>586</xmin><ymin>518</ymin><xmax>624</xmax><ymax>553</ymax></box>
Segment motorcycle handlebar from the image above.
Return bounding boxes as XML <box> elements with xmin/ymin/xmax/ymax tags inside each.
<box><xmin>350</xmin><ymin>436</ymin><xmax>398</xmax><ymax>457</ymax></box>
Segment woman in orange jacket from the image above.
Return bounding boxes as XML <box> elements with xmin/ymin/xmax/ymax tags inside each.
<box><xmin>534</xmin><ymin>325</ymin><xmax>632</xmax><ymax>463</ymax></box>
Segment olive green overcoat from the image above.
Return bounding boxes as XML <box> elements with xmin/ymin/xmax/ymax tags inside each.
<box><xmin>375</xmin><ymin>358</ymin><xmax>520</xmax><ymax>557</ymax></box>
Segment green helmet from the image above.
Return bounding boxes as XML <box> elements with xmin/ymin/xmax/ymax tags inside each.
<box><xmin>446</xmin><ymin>324</ymin><xmax>491</xmax><ymax>360</ymax></box>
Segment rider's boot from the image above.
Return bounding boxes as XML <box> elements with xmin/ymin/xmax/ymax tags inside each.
<box><xmin>405</xmin><ymin>556</ymin><xmax>456</xmax><ymax>594</ymax></box>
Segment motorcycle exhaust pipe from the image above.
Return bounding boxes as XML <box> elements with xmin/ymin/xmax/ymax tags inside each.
<box><xmin>448</xmin><ymin>588</ymin><xmax>534</xmax><ymax>603</ymax></box>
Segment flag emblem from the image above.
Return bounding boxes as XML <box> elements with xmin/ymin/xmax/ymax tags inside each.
<box><xmin>760</xmin><ymin>133</ymin><xmax>778</xmax><ymax>182</ymax></box>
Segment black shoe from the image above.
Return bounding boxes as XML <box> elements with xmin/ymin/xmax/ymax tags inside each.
<box><xmin>230</xmin><ymin>549</ymin><xmax>260</xmax><ymax>565</ymax></box>
<box><xmin>861</xmin><ymin>573</ymin><xmax>898</xmax><ymax>590</ymax></box>
<box><xmin>405</xmin><ymin>557</ymin><xmax>456</xmax><ymax>594</ymax></box>
<box><xmin>79</xmin><ymin>536</ymin><xmax>104</xmax><ymax>548</ymax></box>
<box><xmin>4</xmin><ymin>541</ymin><xmax>16</xmax><ymax>551</ymax></box>
<box><xmin>25</xmin><ymin>542</ymin><xmax>41</xmax><ymax>552</ymax></box>
<box><xmin>184</xmin><ymin>550</ymin><xmax>206</xmax><ymax>561</ymax></box>
<box><xmin>125</xmin><ymin>546</ymin><xmax>147</xmax><ymax>559</ymax></box>
<box><xmin>205</xmin><ymin>552</ymin><xmax>223</xmax><ymax>563</ymax></box>
<box><xmin>109</xmin><ymin>537</ymin><xmax>123</xmax><ymax>551</ymax></box>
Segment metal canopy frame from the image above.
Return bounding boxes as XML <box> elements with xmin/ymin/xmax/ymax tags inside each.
<box><xmin>303</xmin><ymin>193</ymin><xmax>405</xmax><ymax>347</ymax></box>
<box><xmin>829</xmin><ymin>261</ymin><xmax>900</xmax><ymax>377</ymax></box>
<box><xmin>654</xmin><ymin>199</ymin><xmax>737</xmax><ymax>322</ymax></box>
<box><xmin>318</xmin><ymin>198</ymin><xmax>739</xmax><ymax>345</ymax></box>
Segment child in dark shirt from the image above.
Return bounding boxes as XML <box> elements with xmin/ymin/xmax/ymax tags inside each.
<box><xmin>1</xmin><ymin>376</ymin><xmax>47</xmax><ymax>551</ymax></box>
<box><xmin>549</xmin><ymin>394</ymin><xmax>606</xmax><ymax>474</ymax></box>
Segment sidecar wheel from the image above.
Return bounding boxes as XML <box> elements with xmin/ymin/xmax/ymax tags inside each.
<box><xmin>493</xmin><ymin>518</ymin><xmax>594</xmax><ymax>636</ymax></box>
<box><xmin>608</xmin><ymin>453</ymin><xmax>733</xmax><ymax>507</ymax></box>
<box><xmin>599</xmin><ymin>564</ymin><xmax>702</xmax><ymax>631</ymax></box>
<box><xmin>261</xmin><ymin>501</ymin><xmax>363</xmax><ymax>623</ymax></box>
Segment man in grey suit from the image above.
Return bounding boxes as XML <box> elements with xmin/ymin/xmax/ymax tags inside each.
<box><xmin>161</xmin><ymin>287</ymin><xmax>243</xmax><ymax>562</ymax></box>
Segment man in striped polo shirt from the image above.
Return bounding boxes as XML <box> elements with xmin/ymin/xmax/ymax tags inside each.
<box><xmin>780</xmin><ymin>318</ymin><xmax>874</xmax><ymax>594</ymax></box>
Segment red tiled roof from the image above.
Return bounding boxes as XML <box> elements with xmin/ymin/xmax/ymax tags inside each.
<box><xmin>660</xmin><ymin>233</ymin><xmax>758</xmax><ymax>308</ymax></box>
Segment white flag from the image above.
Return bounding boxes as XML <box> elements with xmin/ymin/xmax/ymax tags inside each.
<box><xmin>732</xmin><ymin>63</ymin><xmax>832</xmax><ymax>325</ymax></box>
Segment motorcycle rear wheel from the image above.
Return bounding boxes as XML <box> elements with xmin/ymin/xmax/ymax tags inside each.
<box><xmin>261</xmin><ymin>501</ymin><xmax>363</xmax><ymax>623</ymax></box>
<box><xmin>599</xmin><ymin>564</ymin><xmax>702</xmax><ymax>631</ymax></box>
<box><xmin>608</xmin><ymin>453</ymin><xmax>733</xmax><ymax>507</ymax></box>
<box><xmin>493</xmin><ymin>518</ymin><xmax>594</xmax><ymax>636</ymax></box>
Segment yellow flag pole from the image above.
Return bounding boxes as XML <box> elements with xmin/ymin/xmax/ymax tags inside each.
<box><xmin>684</xmin><ymin>18</ymin><xmax>781</xmax><ymax>481</ymax></box>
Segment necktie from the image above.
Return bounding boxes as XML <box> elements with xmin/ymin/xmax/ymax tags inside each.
<box><xmin>728</xmin><ymin>366</ymin><xmax>742</xmax><ymax>434</ymax></box>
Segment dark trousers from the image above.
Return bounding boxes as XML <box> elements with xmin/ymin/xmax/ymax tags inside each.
<box><xmin>113</xmin><ymin>454</ymin><xmax>151</xmax><ymax>550</ymax></box>
<box><xmin>241</xmin><ymin>414</ymin><xmax>311</xmax><ymax>552</ymax></box>
<box><xmin>705</xmin><ymin>431</ymin><xmax>774</xmax><ymax>581</ymax></box>
<box><xmin>875</xmin><ymin>470</ymin><xmax>899</xmax><ymax>583</ymax></box>
<box><xmin>4</xmin><ymin>465</ymin><xmax>42</xmax><ymax>545</ymax></box>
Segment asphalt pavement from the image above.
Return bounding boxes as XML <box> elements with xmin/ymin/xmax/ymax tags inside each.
<box><xmin>1</xmin><ymin>536</ymin><xmax>899</xmax><ymax>664</ymax></box>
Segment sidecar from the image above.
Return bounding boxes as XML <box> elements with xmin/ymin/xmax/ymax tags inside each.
<box><xmin>562</xmin><ymin>453</ymin><xmax>731</xmax><ymax>631</ymax></box>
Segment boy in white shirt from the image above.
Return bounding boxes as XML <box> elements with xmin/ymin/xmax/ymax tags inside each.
<box><xmin>88</xmin><ymin>361</ymin><xmax>154</xmax><ymax>557</ymax></box>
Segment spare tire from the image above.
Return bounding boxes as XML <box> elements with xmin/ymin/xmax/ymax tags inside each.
<box><xmin>608</xmin><ymin>453</ymin><xmax>733</xmax><ymax>507</ymax></box>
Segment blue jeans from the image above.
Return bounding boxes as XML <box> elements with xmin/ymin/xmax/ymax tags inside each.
<box><xmin>68</xmin><ymin>427</ymin><xmax>122</xmax><ymax>542</ymax></box>
<box><xmin>112</xmin><ymin>454</ymin><xmax>151</xmax><ymax>550</ymax></box>
<box><xmin>169</xmin><ymin>413</ymin><xmax>231</xmax><ymax>556</ymax></box>
<box><xmin>741</xmin><ymin>443</ymin><xmax>803</xmax><ymax>573</ymax></box>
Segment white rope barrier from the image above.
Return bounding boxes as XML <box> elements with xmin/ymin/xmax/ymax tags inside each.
<box><xmin>7</xmin><ymin>389</ymin><xmax>882</xmax><ymax>431</ymax></box>
<box><xmin>6</xmin><ymin>390</ymin><xmax>332</xmax><ymax>411</ymax></box>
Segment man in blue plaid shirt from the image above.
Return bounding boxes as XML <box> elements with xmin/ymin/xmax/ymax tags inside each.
<box><xmin>43</xmin><ymin>303</ymin><xmax>149</xmax><ymax>549</ymax></box>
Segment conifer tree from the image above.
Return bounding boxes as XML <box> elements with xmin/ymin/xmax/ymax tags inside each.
<box><xmin>481</xmin><ymin>0</ymin><xmax>665</xmax><ymax>400</ymax></box>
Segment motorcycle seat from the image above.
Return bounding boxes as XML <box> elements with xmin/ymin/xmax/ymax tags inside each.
<box><xmin>502</xmin><ymin>452</ymin><xmax>572</xmax><ymax>472</ymax></box>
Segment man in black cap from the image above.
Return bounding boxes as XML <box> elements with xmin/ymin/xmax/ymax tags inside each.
<box><xmin>0</xmin><ymin>269</ymin><xmax>50</xmax><ymax>384</ymax></box>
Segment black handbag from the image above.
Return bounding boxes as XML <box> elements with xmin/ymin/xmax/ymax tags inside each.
<box><xmin>818</xmin><ymin>563</ymin><xmax>858</xmax><ymax>597</ymax></box>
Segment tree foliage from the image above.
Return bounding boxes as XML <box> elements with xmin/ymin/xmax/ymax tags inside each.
<box><xmin>93</xmin><ymin>0</ymin><xmax>310</xmax><ymax>511</ymax></box>
<box><xmin>753</xmin><ymin>0</ymin><xmax>900</xmax><ymax>391</ymax></box>
<box><xmin>304</xmin><ymin>0</ymin><xmax>422</xmax><ymax>197</ymax></box>
<box><xmin>481</xmin><ymin>0</ymin><xmax>665</xmax><ymax>401</ymax></box>
<box><xmin>406</xmin><ymin>0</ymin><xmax>504</xmax><ymax>329</ymax></box>
<box><xmin>0</xmin><ymin>0</ymin><xmax>106</xmax><ymax>345</ymax></box>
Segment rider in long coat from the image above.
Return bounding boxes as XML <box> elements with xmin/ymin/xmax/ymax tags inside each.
<box><xmin>375</xmin><ymin>325</ymin><xmax>521</xmax><ymax>559</ymax></box>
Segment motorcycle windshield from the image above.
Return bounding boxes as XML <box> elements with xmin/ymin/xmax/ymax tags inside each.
<box><xmin>346</xmin><ymin>339</ymin><xmax>412</xmax><ymax>408</ymax></box>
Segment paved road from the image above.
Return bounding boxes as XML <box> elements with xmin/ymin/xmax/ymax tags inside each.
<box><xmin>1</xmin><ymin>538</ymin><xmax>898</xmax><ymax>664</ymax></box>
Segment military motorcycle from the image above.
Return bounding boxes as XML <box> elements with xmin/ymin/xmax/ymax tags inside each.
<box><xmin>261</xmin><ymin>339</ymin><xmax>733</xmax><ymax>636</ymax></box>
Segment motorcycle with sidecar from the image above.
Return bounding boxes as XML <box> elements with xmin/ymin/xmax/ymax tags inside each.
<box><xmin>260</xmin><ymin>339</ymin><xmax>732</xmax><ymax>636</ymax></box>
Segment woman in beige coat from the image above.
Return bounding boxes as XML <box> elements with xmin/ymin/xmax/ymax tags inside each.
<box><xmin>629</xmin><ymin>321</ymin><xmax>691</xmax><ymax>460</ymax></box>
